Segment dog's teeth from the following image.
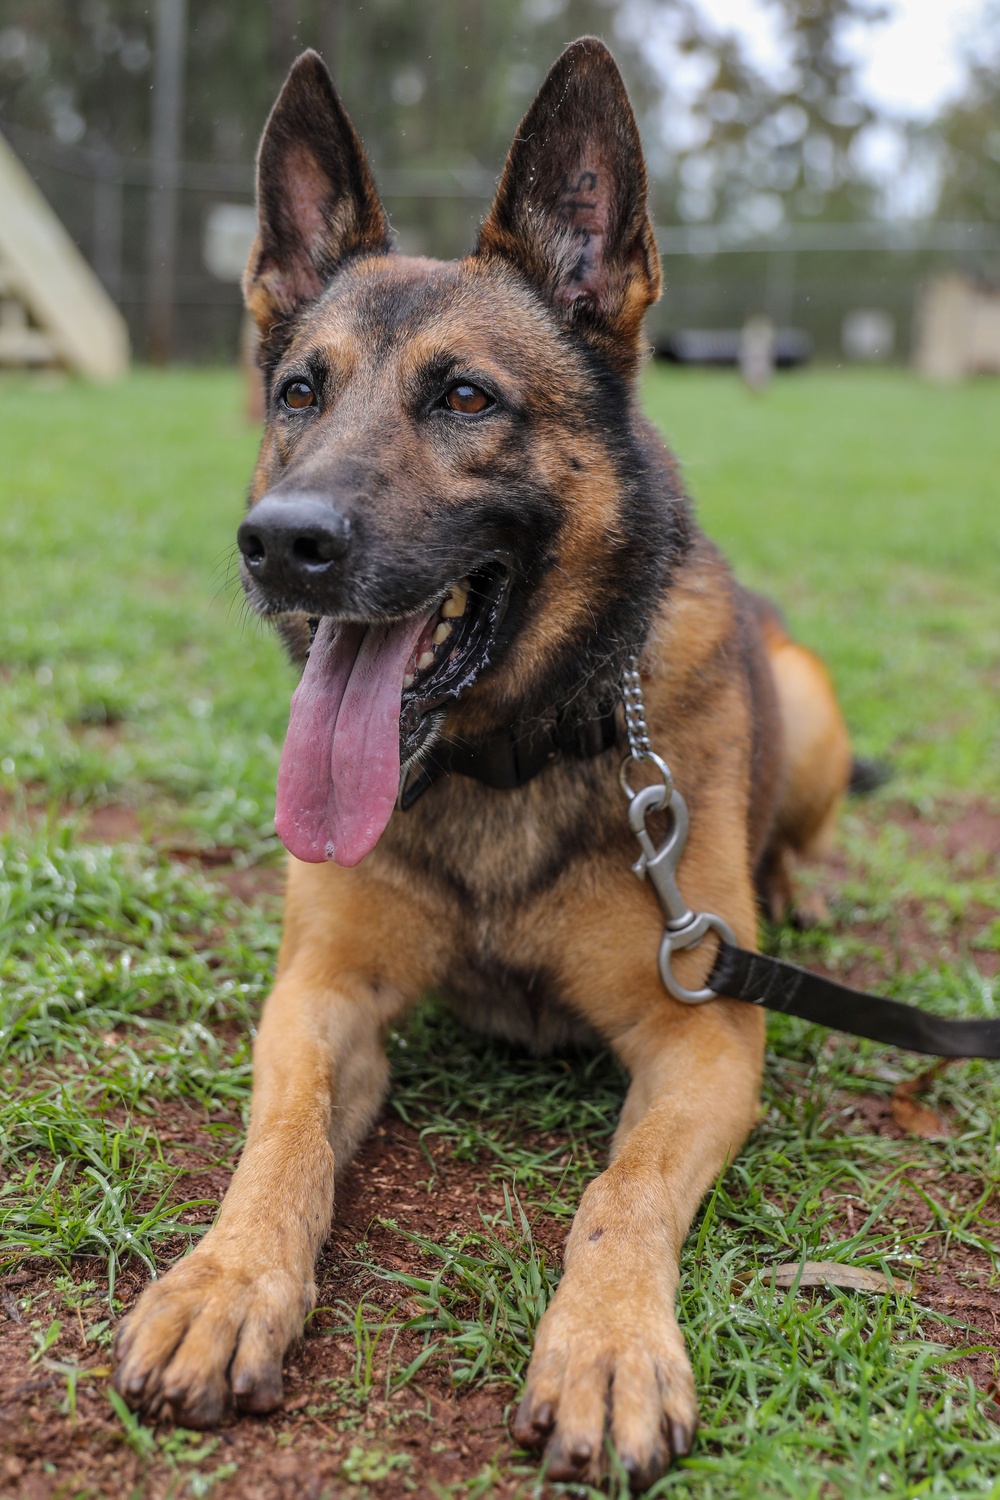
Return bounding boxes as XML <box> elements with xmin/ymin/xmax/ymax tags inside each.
<box><xmin>402</xmin><ymin>671</ymin><xmax>414</xmax><ymax>689</ymax></box>
<box><xmin>417</xmin><ymin>650</ymin><xmax>435</xmax><ymax>671</ymax></box>
<box><xmin>433</xmin><ymin>622</ymin><xmax>452</xmax><ymax>645</ymax></box>
<box><xmin>442</xmin><ymin>580</ymin><xmax>469</xmax><ymax>618</ymax></box>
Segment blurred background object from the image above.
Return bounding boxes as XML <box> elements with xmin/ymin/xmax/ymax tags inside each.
<box><xmin>915</xmin><ymin>272</ymin><xmax>1000</xmax><ymax>381</ymax></box>
<box><xmin>0</xmin><ymin>0</ymin><xmax>997</xmax><ymax>371</ymax></box>
<box><xmin>739</xmin><ymin>313</ymin><xmax>776</xmax><ymax>387</ymax></box>
<box><xmin>841</xmin><ymin>306</ymin><xmax>894</xmax><ymax>361</ymax></box>
<box><xmin>0</xmin><ymin>127</ymin><xmax>128</xmax><ymax>377</ymax></box>
<box><xmin>655</xmin><ymin>322</ymin><xmax>811</xmax><ymax>367</ymax></box>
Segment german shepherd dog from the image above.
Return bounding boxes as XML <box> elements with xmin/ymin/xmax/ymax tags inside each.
<box><xmin>114</xmin><ymin>39</ymin><xmax>851</xmax><ymax>1486</ymax></box>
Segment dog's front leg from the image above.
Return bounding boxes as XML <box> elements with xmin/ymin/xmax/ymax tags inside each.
<box><xmin>515</xmin><ymin>997</ymin><xmax>764</xmax><ymax>1488</ymax></box>
<box><xmin>113</xmin><ymin>926</ymin><xmax>409</xmax><ymax>1427</ymax></box>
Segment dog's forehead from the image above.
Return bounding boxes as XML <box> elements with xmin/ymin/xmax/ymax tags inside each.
<box><xmin>289</xmin><ymin>253</ymin><xmax>568</xmax><ymax>377</ymax></box>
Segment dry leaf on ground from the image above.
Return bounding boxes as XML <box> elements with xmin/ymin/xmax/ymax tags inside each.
<box><xmin>770</xmin><ymin>1261</ymin><xmax>897</xmax><ymax>1293</ymax></box>
<box><xmin>891</xmin><ymin>1060</ymin><xmax>953</xmax><ymax>1138</ymax></box>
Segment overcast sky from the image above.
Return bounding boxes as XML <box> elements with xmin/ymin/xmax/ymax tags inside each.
<box><xmin>691</xmin><ymin>0</ymin><xmax>988</xmax><ymax>118</ymax></box>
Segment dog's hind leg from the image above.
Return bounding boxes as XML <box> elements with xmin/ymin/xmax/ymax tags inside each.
<box><xmin>112</xmin><ymin>863</ymin><xmax>422</xmax><ymax>1428</ymax></box>
<box><xmin>514</xmin><ymin>991</ymin><xmax>765</xmax><ymax>1488</ymax></box>
<box><xmin>759</xmin><ymin>620</ymin><xmax>852</xmax><ymax>925</ymax></box>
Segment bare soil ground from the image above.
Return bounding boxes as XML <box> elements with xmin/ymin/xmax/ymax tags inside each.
<box><xmin>1</xmin><ymin>1110</ymin><xmax>537</xmax><ymax>1499</ymax></box>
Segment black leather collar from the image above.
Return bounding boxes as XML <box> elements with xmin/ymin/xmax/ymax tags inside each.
<box><xmin>400</xmin><ymin>703</ymin><xmax>619</xmax><ymax>809</ymax></box>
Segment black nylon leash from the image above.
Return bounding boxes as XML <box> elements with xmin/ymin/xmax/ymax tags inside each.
<box><xmin>707</xmin><ymin>940</ymin><xmax>1000</xmax><ymax>1058</ymax></box>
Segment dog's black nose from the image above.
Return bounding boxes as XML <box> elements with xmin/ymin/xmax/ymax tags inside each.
<box><xmin>238</xmin><ymin>492</ymin><xmax>351</xmax><ymax>590</ymax></box>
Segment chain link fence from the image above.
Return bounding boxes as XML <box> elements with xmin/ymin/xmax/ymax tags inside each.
<box><xmin>5</xmin><ymin>117</ymin><xmax>1000</xmax><ymax>365</ymax></box>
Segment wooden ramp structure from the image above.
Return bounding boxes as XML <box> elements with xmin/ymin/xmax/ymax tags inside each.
<box><xmin>0</xmin><ymin>130</ymin><xmax>129</xmax><ymax>380</ymax></box>
<box><xmin>915</xmin><ymin>271</ymin><xmax>1000</xmax><ymax>383</ymax></box>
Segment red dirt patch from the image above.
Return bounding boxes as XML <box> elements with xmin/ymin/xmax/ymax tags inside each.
<box><xmin>83</xmin><ymin>802</ymin><xmax>145</xmax><ymax>843</ymax></box>
<box><xmin>0</xmin><ymin>793</ymin><xmax>148</xmax><ymax>844</ymax></box>
<box><xmin>0</xmin><ymin>793</ymin><xmax>286</xmax><ymax>906</ymax></box>
<box><xmin>813</xmin><ymin>1148</ymin><xmax>1000</xmax><ymax>1393</ymax></box>
<box><xmin>213</xmin><ymin>863</ymin><xmax>286</xmax><ymax>905</ymax></box>
<box><xmin>0</xmin><ymin>1111</ymin><xmax>551</xmax><ymax>1499</ymax></box>
<box><xmin>888</xmin><ymin>799</ymin><xmax>1000</xmax><ymax>871</ymax></box>
<box><xmin>788</xmin><ymin>796</ymin><xmax>1000</xmax><ymax>988</ymax></box>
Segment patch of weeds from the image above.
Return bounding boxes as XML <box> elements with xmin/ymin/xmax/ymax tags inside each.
<box><xmin>340</xmin><ymin>1442</ymin><xmax>413</xmax><ymax>1485</ymax></box>
<box><xmin>29</xmin><ymin>1315</ymin><xmax>62</xmax><ymax>1363</ymax></box>
<box><xmin>107</xmin><ymin>1391</ymin><xmax>238</xmax><ymax>1494</ymax></box>
<box><xmin>353</xmin><ymin>1187</ymin><xmax>555</xmax><ymax>1391</ymax></box>
<box><xmin>388</xmin><ymin>1003</ymin><xmax>624</xmax><ymax>1208</ymax></box>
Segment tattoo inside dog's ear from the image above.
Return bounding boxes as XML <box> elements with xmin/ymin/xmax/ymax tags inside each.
<box><xmin>244</xmin><ymin>50</ymin><xmax>390</xmax><ymax>350</ymax></box>
<box><xmin>476</xmin><ymin>37</ymin><xmax>660</xmax><ymax>375</ymax></box>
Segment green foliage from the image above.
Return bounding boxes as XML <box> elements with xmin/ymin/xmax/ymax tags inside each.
<box><xmin>929</xmin><ymin>1</ymin><xmax>1000</xmax><ymax>223</ymax></box>
<box><xmin>0</xmin><ymin>0</ymin><xmax>901</xmax><ymax>258</ymax></box>
<box><xmin>672</xmin><ymin>0</ymin><xmax>885</xmax><ymax>229</ymax></box>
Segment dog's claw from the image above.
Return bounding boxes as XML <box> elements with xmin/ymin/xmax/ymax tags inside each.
<box><xmin>534</xmin><ymin>1400</ymin><xmax>554</xmax><ymax>1429</ymax></box>
<box><xmin>232</xmin><ymin>1367</ymin><xmax>283</xmax><ymax>1414</ymax></box>
<box><xmin>164</xmin><ymin>1386</ymin><xmax>226</xmax><ymax>1430</ymax></box>
<box><xmin>621</xmin><ymin>1452</ymin><xmax>656</xmax><ymax>1490</ymax></box>
<box><xmin>513</xmin><ymin>1396</ymin><xmax>555</xmax><ymax>1446</ymax></box>
<box><xmin>668</xmin><ymin>1416</ymin><xmax>695</xmax><ymax>1457</ymax></box>
<box><xmin>544</xmin><ymin>1439</ymin><xmax>592</xmax><ymax>1483</ymax></box>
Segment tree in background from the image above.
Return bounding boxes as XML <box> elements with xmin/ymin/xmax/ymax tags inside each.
<box><xmin>644</xmin><ymin>0</ymin><xmax>889</xmax><ymax>232</ymax></box>
<box><xmin>0</xmin><ymin>0</ymin><xmax>893</xmax><ymax>238</ymax></box>
<box><xmin>928</xmin><ymin>1</ymin><xmax>1000</xmax><ymax>223</ymax></box>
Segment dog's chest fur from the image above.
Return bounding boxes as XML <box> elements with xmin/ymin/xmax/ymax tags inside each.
<box><xmin>379</xmin><ymin>761</ymin><xmax>624</xmax><ymax>1053</ymax></box>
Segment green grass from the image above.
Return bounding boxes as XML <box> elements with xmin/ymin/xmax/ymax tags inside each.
<box><xmin>645</xmin><ymin>369</ymin><xmax>1000</xmax><ymax>796</ymax></box>
<box><xmin>0</xmin><ymin>367</ymin><xmax>998</xmax><ymax>1498</ymax></box>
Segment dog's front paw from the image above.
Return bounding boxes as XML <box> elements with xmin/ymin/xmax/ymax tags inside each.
<box><xmin>113</xmin><ymin>1245</ymin><xmax>312</xmax><ymax>1427</ymax></box>
<box><xmin>513</xmin><ymin>1273</ymin><xmax>697</xmax><ymax>1489</ymax></box>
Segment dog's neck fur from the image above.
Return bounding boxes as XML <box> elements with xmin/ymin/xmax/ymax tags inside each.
<box><xmin>440</xmin><ymin>404</ymin><xmax>694</xmax><ymax>751</ymax></box>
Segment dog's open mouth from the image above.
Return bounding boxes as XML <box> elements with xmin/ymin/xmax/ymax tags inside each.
<box><xmin>275</xmin><ymin>564</ymin><xmax>509</xmax><ymax>867</ymax></box>
<box><xmin>399</xmin><ymin>563</ymin><xmax>509</xmax><ymax>729</ymax></box>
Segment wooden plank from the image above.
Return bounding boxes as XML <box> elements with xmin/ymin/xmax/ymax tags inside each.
<box><xmin>0</xmin><ymin>131</ymin><xmax>129</xmax><ymax>380</ymax></box>
<box><xmin>0</xmin><ymin>326</ymin><xmax>57</xmax><ymax>364</ymax></box>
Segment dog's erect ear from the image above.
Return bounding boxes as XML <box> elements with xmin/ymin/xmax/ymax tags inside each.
<box><xmin>244</xmin><ymin>50</ymin><xmax>390</xmax><ymax>340</ymax></box>
<box><xmin>476</xmin><ymin>38</ymin><xmax>660</xmax><ymax>374</ymax></box>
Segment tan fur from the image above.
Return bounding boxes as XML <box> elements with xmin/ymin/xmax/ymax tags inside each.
<box><xmin>756</xmin><ymin>608</ymin><xmax>851</xmax><ymax>924</ymax></box>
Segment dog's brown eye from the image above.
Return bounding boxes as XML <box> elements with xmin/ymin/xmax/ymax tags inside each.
<box><xmin>444</xmin><ymin>382</ymin><xmax>491</xmax><ymax>415</ymax></box>
<box><xmin>282</xmin><ymin>380</ymin><xmax>316</xmax><ymax>410</ymax></box>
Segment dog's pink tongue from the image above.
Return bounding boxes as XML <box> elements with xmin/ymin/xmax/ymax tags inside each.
<box><xmin>275</xmin><ymin>614</ymin><xmax>427</xmax><ymax>866</ymax></box>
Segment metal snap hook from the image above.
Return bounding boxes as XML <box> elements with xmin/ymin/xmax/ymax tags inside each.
<box><xmin>619</xmin><ymin>652</ymin><xmax>736</xmax><ymax>1007</ymax></box>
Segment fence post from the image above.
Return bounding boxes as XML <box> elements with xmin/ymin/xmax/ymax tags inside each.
<box><xmin>765</xmin><ymin>248</ymin><xmax>797</xmax><ymax>328</ymax></box>
<box><xmin>91</xmin><ymin>143</ymin><xmax>123</xmax><ymax>301</ymax></box>
<box><xmin>146</xmin><ymin>0</ymin><xmax>188</xmax><ymax>363</ymax></box>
